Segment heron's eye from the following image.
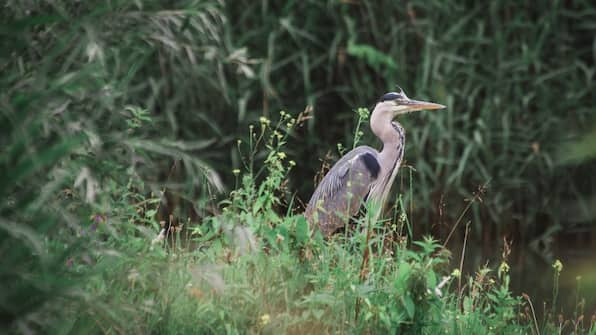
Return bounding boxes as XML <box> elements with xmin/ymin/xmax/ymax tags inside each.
<box><xmin>379</xmin><ymin>92</ymin><xmax>402</xmax><ymax>102</ymax></box>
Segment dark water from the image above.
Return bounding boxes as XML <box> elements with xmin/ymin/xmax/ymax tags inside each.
<box><xmin>447</xmin><ymin>229</ymin><xmax>596</xmax><ymax>319</ymax></box>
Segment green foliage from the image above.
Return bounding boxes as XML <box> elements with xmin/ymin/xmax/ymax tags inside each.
<box><xmin>223</xmin><ymin>0</ymin><xmax>596</xmax><ymax>243</ymax></box>
<box><xmin>4</xmin><ymin>101</ymin><xmax>592</xmax><ymax>333</ymax></box>
<box><xmin>1</xmin><ymin>0</ymin><xmax>595</xmax><ymax>334</ymax></box>
<box><xmin>3</xmin><ymin>0</ymin><xmax>594</xmax><ymax>243</ymax></box>
<box><xmin>347</xmin><ymin>41</ymin><xmax>398</xmax><ymax>72</ymax></box>
<box><xmin>560</xmin><ymin>125</ymin><xmax>596</xmax><ymax>164</ymax></box>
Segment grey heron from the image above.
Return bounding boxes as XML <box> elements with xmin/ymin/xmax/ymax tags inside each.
<box><xmin>305</xmin><ymin>87</ymin><xmax>445</xmax><ymax>237</ymax></box>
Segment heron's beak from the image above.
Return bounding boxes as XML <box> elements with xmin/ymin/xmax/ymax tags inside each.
<box><xmin>394</xmin><ymin>98</ymin><xmax>446</xmax><ymax>115</ymax></box>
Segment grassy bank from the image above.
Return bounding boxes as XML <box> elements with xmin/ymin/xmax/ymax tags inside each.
<box><xmin>2</xmin><ymin>109</ymin><xmax>593</xmax><ymax>334</ymax></box>
<box><xmin>2</xmin><ymin>1</ymin><xmax>596</xmax><ymax>334</ymax></box>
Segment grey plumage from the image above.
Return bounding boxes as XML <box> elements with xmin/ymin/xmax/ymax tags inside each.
<box><xmin>305</xmin><ymin>146</ymin><xmax>382</xmax><ymax>236</ymax></box>
<box><xmin>305</xmin><ymin>88</ymin><xmax>445</xmax><ymax>237</ymax></box>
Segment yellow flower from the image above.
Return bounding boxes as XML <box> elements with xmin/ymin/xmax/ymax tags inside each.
<box><xmin>399</xmin><ymin>212</ymin><xmax>407</xmax><ymax>223</ymax></box>
<box><xmin>553</xmin><ymin>259</ymin><xmax>563</xmax><ymax>273</ymax></box>
<box><xmin>232</xmin><ymin>169</ymin><xmax>241</xmax><ymax>176</ymax></box>
<box><xmin>289</xmin><ymin>160</ymin><xmax>296</xmax><ymax>167</ymax></box>
<box><xmin>498</xmin><ymin>261</ymin><xmax>510</xmax><ymax>277</ymax></box>
<box><xmin>451</xmin><ymin>269</ymin><xmax>461</xmax><ymax>278</ymax></box>
<box><xmin>260</xmin><ymin>314</ymin><xmax>270</xmax><ymax>326</ymax></box>
<box><xmin>259</xmin><ymin>116</ymin><xmax>270</xmax><ymax>126</ymax></box>
<box><xmin>357</xmin><ymin>107</ymin><xmax>370</xmax><ymax>119</ymax></box>
<box><xmin>277</xmin><ymin>152</ymin><xmax>286</xmax><ymax>159</ymax></box>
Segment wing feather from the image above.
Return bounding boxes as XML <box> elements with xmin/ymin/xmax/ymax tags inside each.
<box><xmin>305</xmin><ymin>146</ymin><xmax>380</xmax><ymax>236</ymax></box>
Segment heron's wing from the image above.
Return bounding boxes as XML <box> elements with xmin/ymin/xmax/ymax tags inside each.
<box><xmin>305</xmin><ymin>146</ymin><xmax>380</xmax><ymax>236</ymax></box>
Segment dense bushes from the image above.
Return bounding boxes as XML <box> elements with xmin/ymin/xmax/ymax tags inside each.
<box><xmin>1</xmin><ymin>0</ymin><xmax>595</xmax><ymax>333</ymax></box>
<box><xmin>4</xmin><ymin>1</ymin><xmax>594</xmax><ymax>241</ymax></box>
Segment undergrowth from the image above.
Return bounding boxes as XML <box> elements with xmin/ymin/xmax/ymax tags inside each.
<box><xmin>2</xmin><ymin>0</ymin><xmax>595</xmax><ymax>245</ymax></box>
<box><xmin>4</xmin><ymin>109</ymin><xmax>594</xmax><ymax>335</ymax></box>
<box><xmin>2</xmin><ymin>2</ymin><xmax>595</xmax><ymax>334</ymax></box>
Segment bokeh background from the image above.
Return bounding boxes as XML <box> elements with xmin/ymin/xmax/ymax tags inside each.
<box><xmin>2</xmin><ymin>0</ymin><xmax>595</xmax><ymax>328</ymax></box>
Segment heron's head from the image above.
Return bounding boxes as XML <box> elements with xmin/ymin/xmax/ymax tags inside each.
<box><xmin>374</xmin><ymin>87</ymin><xmax>445</xmax><ymax>118</ymax></box>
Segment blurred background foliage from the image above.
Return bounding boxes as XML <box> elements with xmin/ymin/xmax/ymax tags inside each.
<box><xmin>1</xmin><ymin>0</ymin><xmax>596</xmax><ymax>331</ymax></box>
<box><xmin>3</xmin><ymin>0</ymin><xmax>594</xmax><ymax>239</ymax></box>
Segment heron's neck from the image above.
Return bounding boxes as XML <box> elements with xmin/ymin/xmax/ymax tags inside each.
<box><xmin>368</xmin><ymin>118</ymin><xmax>406</xmax><ymax>217</ymax></box>
<box><xmin>371</xmin><ymin>114</ymin><xmax>405</xmax><ymax>154</ymax></box>
<box><xmin>377</xmin><ymin>120</ymin><xmax>405</xmax><ymax>167</ymax></box>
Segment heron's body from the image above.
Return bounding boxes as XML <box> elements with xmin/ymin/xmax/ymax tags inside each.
<box><xmin>305</xmin><ymin>89</ymin><xmax>444</xmax><ymax>237</ymax></box>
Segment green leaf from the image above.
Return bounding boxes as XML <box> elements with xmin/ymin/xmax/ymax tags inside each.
<box><xmin>402</xmin><ymin>295</ymin><xmax>416</xmax><ymax>319</ymax></box>
<box><xmin>346</xmin><ymin>41</ymin><xmax>397</xmax><ymax>71</ymax></box>
<box><xmin>0</xmin><ymin>135</ymin><xmax>84</xmax><ymax>195</ymax></box>
<box><xmin>427</xmin><ymin>270</ymin><xmax>437</xmax><ymax>288</ymax></box>
<box><xmin>294</xmin><ymin>215</ymin><xmax>309</xmax><ymax>245</ymax></box>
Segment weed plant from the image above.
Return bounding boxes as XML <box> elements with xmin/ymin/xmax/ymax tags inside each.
<box><xmin>3</xmin><ymin>0</ymin><xmax>595</xmax><ymax>245</ymax></box>
<box><xmin>2</xmin><ymin>1</ymin><xmax>596</xmax><ymax>334</ymax></box>
<box><xmin>3</xmin><ymin>104</ymin><xmax>594</xmax><ymax>333</ymax></box>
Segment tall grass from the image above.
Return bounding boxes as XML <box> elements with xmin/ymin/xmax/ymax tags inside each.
<box><xmin>226</xmin><ymin>0</ymin><xmax>596</xmax><ymax>243</ymax></box>
<box><xmin>4</xmin><ymin>0</ymin><xmax>594</xmax><ymax>244</ymax></box>
<box><xmin>1</xmin><ymin>0</ymin><xmax>595</xmax><ymax>333</ymax></box>
<box><xmin>4</xmin><ymin>105</ymin><xmax>593</xmax><ymax>333</ymax></box>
